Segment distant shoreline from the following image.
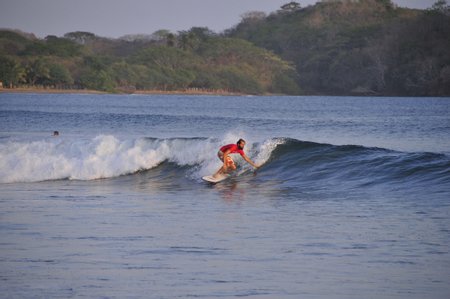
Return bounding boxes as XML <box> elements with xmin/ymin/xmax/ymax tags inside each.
<box><xmin>0</xmin><ymin>87</ymin><xmax>105</xmax><ymax>95</ymax></box>
<box><xmin>2</xmin><ymin>88</ymin><xmax>449</xmax><ymax>98</ymax></box>
<box><xmin>0</xmin><ymin>87</ymin><xmax>245</xmax><ymax>96</ymax></box>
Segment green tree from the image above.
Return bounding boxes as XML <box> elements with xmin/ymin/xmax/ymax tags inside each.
<box><xmin>110</xmin><ymin>61</ymin><xmax>139</xmax><ymax>87</ymax></box>
<box><xmin>64</xmin><ymin>31</ymin><xmax>97</xmax><ymax>45</ymax></box>
<box><xmin>0</xmin><ymin>30</ymin><xmax>33</xmax><ymax>55</ymax></box>
<box><xmin>280</xmin><ymin>2</ymin><xmax>301</xmax><ymax>13</ymax></box>
<box><xmin>240</xmin><ymin>11</ymin><xmax>267</xmax><ymax>24</ymax></box>
<box><xmin>131</xmin><ymin>46</ymin><xmax>200</xmax><ymax>69</ymax></box>
<box><xmin>78</xmin><ymin>68</ymin><xmax>115</xmax><ymax>91</ymax></box>
<box><xmin>430</xmin><ymin>0</ymin><xmax>450</xmax><ymax>13</ymax></box>
<box><xmin>190</xmin><ymin>70</ymin><xmax>222</xmax><ymax>90</ymax></box>
<box><xmin>178</xmin><ymin>27</ymin><xmax>216</xmax><ymax>51</ymax></box>
<box><xmin>217</xmin><ymin>66</ymin><xmax>263</xmax><ymax>94</ymax></box>
<box><xmin>166</xmin><ymin>33</ymin><xmax>176</xmax><ymax>47</ymax></box>
<box><xmin>0</xmin><ymin>55</ymin><xmax>25</xmax><ymax>87</ymax></box>
<box><xmin>198</xmin><ymin>38</ymin><xmax>297</xmax><ymax>92</ymax></box>
<box><xmin>271</xmin><ymin>72</ymin><xmax>301</xmax><ymax>94</ymax></box>
<box><xmin>22</xmin><ymin>41</ymin><xmax>49</xmax><ymax>56</ymax></box>
<box><xmin>178</xmin><ymin>31</ymin><xmax>200</xmax><ymax>51</ymax></box>
<box><xmin>25</xmin><ymin>57</ymin><xmax>50</xmax><ymax>85</ymax></box>
<box><xmin>48</xmin><ymin>63</ymin><xmax>74</xmax><ymax>87</ymax></box>
<box><xmin>44</xmin><ymin>35</ymin><xmax>82</xmax><ymax>57</ymax></box>
<box><xmin>83</xmin><ymin>55</ymin><xmax>113</xmax><ymax>69</ymax></box>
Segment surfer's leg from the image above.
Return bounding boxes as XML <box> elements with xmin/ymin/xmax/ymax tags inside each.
<box><xmin>226</xmin><ymin>156</ymin><xmax>236</xmax><ymax>171</ymax></box>
<box><xmin>213</xmin><ymin>151</ymin><xmax>226</xmax><ymax>178</ymax></box>
<box><xmin>217</xmin><ymin>150</ymin><xmax>224</xmax><ymax>162</ymax></box>
<box><xmin>214</xmin><ymin>156</ymin><xmax>235</xmax><ymax>177</ymax></box>
<box><xmin>213</xmin><ymin>166</ymin><xmax>225</xmax><ymax>178</ymax></box>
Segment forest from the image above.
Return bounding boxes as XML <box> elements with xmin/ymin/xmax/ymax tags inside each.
<box><xmin>0</xmin><ymin>28</ymin><xmax>299</xmax><ymax>95</ymax></box>
<box><xmin>1</xmin><ymin>0</ymin><xmax>449</xmax><ymax>96</ymax></box>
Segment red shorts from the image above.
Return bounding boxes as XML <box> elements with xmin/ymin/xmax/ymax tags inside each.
<box><xmin>218</xmin><ymin>151</ymin><xmax>235</xmax><ymax>167</ymax></box>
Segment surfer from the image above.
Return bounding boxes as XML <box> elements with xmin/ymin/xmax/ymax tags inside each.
<box><xmin>214</xmin><ymin>139</ymin><xmax>259</xmax><ymax>178</ymax></box>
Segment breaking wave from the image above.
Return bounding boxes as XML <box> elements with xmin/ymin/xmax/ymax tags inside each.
<box><xmin>1</xmin><ymin>136</ymin><xmax>449</xmax><ymax>190</ymax></box>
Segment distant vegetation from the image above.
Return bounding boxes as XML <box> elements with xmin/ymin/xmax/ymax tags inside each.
<box><xmin>0</xmin><ymin>28</ymin><xmax>299</xmax><ymax>95</ymax></box>
<box><xmin>1</xmin><ymin>0</ymin><xmax>449</xmax><ymax>96</ymax></box>
<box><xmin>228</xmin><ymin>0</ymin><xmax>450</xmax><ymax>96</ymax></box>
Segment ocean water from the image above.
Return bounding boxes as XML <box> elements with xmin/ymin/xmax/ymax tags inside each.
<box><xmin>0</xmin><ymin>93</ymin><xmax>449</xmax><ymax>298</ymax></box>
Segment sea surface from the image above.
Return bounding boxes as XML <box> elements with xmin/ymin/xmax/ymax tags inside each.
<box><xmin>0</xmin><ymin>93</ymin><xmax>449</xmax><ymax>298</ymax></box>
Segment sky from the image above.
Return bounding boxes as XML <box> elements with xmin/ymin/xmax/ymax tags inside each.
<box><xmin>0</xmin><ymin>0</ymin><xmax>438</xmax><ymax>38</ymax></box>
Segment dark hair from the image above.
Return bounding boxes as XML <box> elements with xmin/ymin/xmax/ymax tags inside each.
<box><xmin>237</xmin><ymin>139</ymin><xmax>245</xmax><ymax>145</ymax></box>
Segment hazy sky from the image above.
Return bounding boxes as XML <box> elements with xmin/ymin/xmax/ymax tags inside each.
<box><xmin>0</xmin><ymin>0</ymin><xmax>438</xmax><ymax>38</ymax></box>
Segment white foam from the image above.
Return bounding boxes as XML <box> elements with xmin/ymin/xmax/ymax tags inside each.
<box><xmin>253</xmin><ymin>138</ymin><xmax>287</xmax><ymax>166</ymax></box>
<box><xmin>0</xmin><ymin>135</ymin><xmax>282</xmax><ymax>183</ymax></box>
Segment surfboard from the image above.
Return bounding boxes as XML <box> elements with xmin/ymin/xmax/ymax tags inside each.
<box><xmin>202</xmin><ymin>174</ymin><xmax>230</xmax><ymax>184</ymax></box>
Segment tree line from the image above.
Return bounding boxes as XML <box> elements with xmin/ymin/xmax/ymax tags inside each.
<box><xmin>0</xmin><ymin>27</ymin><xmax>299</xmax><ymax>94</ymax></box>
<box><xmin>1</xmin><ymin>0</ymin><xmax>449</xmax><ymax>96</ymax></box>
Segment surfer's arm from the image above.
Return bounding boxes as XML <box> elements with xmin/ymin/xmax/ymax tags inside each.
<box><xmin>243</xmin><ymin>154</ymin><xmax>259</xmax><ymax>169</ymax></box>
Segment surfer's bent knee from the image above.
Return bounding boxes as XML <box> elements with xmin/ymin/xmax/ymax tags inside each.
<box><xmin>217</xmin><ymin>150</ymin><xmax>224</xmax><ymax>162</ymax></box>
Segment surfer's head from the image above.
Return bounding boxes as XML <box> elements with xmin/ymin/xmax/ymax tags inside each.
<box><xmin>237</xmin><ymin>139</ymin><xmax>246</xmax><ymax>150</ymax></box>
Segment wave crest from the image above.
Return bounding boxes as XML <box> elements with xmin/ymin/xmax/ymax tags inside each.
<box><xmin>0</xmin><ymin>135</ymin><xmax>212</xmax><ymax>183</ymax></box>
<box><xmin>1</xmin><ymin>135</ymin><xmax>449</xmax><ymax>186</ymax></box>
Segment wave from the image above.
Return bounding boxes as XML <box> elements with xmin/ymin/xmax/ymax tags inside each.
<box><xmin>1</xmin><ymin>136</ymin><xmax>449</xmax><ymax>189</ymax></box>
<box><xmin>262</xmin><ymin>138</ymin><xmax>450</xmax><ymax>189</ymax></box>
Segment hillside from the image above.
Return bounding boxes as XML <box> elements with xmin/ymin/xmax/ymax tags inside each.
<box><xmin>1</xmin><ymin>0</ymin><xmax>449</xmax><ymax>96</ymax></box>
<box><xmin>228</xmin><ymin>0</ymin><xmax>450</xmax><ymax>96</ymax></box>
<box><xmin>0</xmin><ymin>28</ymin><xmax>299</xmax><ymax>94</ymax></box>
